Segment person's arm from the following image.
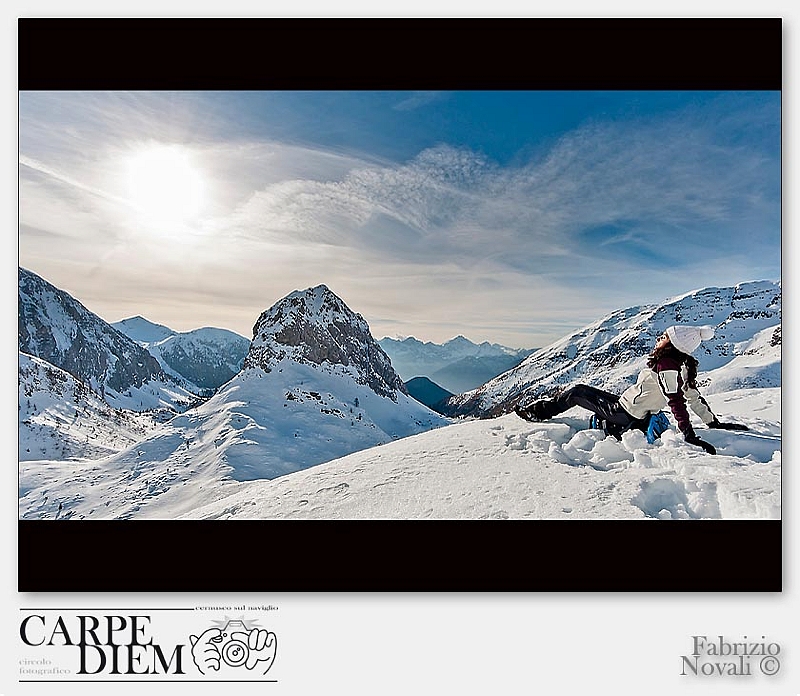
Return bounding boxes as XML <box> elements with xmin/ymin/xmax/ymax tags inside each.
<box><xmin>684</xmin><ymin>369</ymin><xmax>749</xmax><ymax>431</ymax></box>
<box><xmin>656</xmin><ymin>357</ymin><xmax>716</xmax><ymax>454</ymax></box>
<box><xmin>683</xmin><ymin>383</ymin><xmax>716</xmax><ymax>426</ymax></box>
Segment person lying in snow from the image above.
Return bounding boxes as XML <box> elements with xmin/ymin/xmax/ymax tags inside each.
<box><xmin>514</xmin><ymin>325</ymin><xmax>748</xmax><ymax>454</ymax></box>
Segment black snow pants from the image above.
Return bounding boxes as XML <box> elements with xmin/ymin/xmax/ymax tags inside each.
<box><xmin>545</xmin><ymin>384</ymin><xmax>637</xmax><ymax>428</ymax></box>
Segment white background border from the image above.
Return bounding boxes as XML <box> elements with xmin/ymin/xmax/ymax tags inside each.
<box><xmin>4</xmin><ymin>5</ymin><xmax>794</xmax><ymax>695</ymax></box>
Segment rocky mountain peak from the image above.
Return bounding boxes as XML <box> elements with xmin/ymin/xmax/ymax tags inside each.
<box><xmin>20</xmin><ymin>268</ymin><xmax>162</xmax><ymax>393</ymax></box>
<box><xmin>18</xmin><ymin>267</ymin><xmax>194</xmax><ymax>412</ymax></box>
<box><xmin>244</xmin><ymin>285</ymin><xmax>407</xmax><ymax>399</ymax></box>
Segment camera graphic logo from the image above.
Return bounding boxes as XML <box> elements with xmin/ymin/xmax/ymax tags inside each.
<box><xmin>190</xmin><ymin>619</ymin><xmax>277</xmax><ymax>676</ymax></box>
<box><xmin>217</xmin><ymin>620</ymin><xmax>254</xmax><ymax>668</ymax></box>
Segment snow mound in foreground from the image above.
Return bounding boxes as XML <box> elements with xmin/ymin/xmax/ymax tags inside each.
<box><xmin>19</xmin><ymin>388</ymin><xmax>779</xmax><ymax>521</ymax></box>
<box><xmin>173</xmin><ymin>389</ymin><xmax>780</xmax><ymax>521</ymax></box>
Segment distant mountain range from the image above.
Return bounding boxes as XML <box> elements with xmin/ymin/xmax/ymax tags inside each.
<box><xmin>378</xmin><ymin>335</ymin><xmax>535</xmax><ymax>394</ymax></box>
<box><xmin>112</xmin><ymin>316</ymin><xmax>250</xmax><ymax>394</ymax></box>
<box><xmin>444</xmin><ymin>281</ymin><xmax>781</xmax><ymax>418</ymax></box>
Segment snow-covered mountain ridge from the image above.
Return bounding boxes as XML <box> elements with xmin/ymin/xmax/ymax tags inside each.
<box><xmin>58</xmin><ymin>285</ymin><xmax>443</xmax><ymax>489</ymax></box>
<box><xmin>445</xmin><ymin>280</ymin><xmax>781</xmax><ymax>418</ymax></box>
<box><xmin>19</xmin><ymin>283</ymin><xmax>451</xmax><ymax>519</ymax></box>
<box><xmin>113</xmin><ymin>316</ymin><xmax>249</xmax><ymax>393</ymax></box>
<box><xmin>185</xmin><ymin>284</ymin><xmax>448</xmax><ymax>481</ymax></box>
<box><xmin>18</xmin><ymin>268</ymin><xmax>195</xmax><ymax>412</ymax></box>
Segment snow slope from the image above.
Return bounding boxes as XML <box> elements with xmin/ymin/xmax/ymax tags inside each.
<box><xmin>18</xmin><ymin>385</ymin><xmax>780</xmax><ymax>521</ymax></box>
<box><xmin>19</xmin><ymin>353</ymin><xmax>161</xmax><ymax>462</ymax></box>
<box><xmin>178</xmin><ymin>387</ymin><xmax>780</xmax><ymax>521</ymax></box>
<box><xmin>700</xmin><ymin>325</ymin><xmax>781</xmax><ymax>394</ymax></box>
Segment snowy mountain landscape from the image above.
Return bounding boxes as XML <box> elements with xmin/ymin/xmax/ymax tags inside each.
<box><xmin>18</xmin><ymin>271</ymin><xmax>781</xmax><ymax>521</ymax></box>
<box><xmin>19</xmin><ymin>276</ymin><xmax>449</xmax><ymax>519</ymax></box>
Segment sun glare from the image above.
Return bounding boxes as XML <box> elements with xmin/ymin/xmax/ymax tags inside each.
<box><xmin>125</xmin><ymin>144</ymin><xmax>205</xmax><ymax>227</ymax></box>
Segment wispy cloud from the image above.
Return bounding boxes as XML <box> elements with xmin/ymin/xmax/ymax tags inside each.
<box><xmin>19</xmin><ymin>155</ymin><xmax>129</xmax><ymax>207</ymax></box>
<box><xmin>221</xmin><ymin>107</ymin><xmax>778</xmax><ymax>278</ymax></box>
<box><xmin>392</xmin><ymin>91</ymin><xmax>447</xmax><ymax>111</ymax></box>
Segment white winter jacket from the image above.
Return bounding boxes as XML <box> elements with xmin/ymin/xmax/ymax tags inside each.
<box><xmin>618</xmin><ymin>362</ymin><xmax>715</xmax><ymax>433</ymax></box>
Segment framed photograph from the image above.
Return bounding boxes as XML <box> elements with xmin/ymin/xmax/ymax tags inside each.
<box><xmin>17</xmin><ymin>18</ymin><xmax>781</xmax><ymax>591</ymax></box>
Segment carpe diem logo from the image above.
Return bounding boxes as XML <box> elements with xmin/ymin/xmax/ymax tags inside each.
<box><xmin>190</xmin><ymin>619</ymin><xmax>277</xmax><ymax>676</ymax></box>
<box><xmin>17</xmin><ymin>611</ymin><xmax>278</xmax><ymax>682</ymax></box>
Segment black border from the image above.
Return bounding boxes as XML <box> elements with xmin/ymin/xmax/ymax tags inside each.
<box><xmin>18</xmin><ymin>520</ymin><xmax>783</xmax><ymax>592</ymax></box>
<box><xmin>18</xmin><ymin>18</ymin><xmax>783</xmax><ymax>592</ymax></box>
<box><xmin>19</xmin><ymin>17</ymin><xmax>782</xmax><ymax>91</ymax></box>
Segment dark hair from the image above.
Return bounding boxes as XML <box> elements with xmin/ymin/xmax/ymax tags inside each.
<box><xmin>647</xmin><ymin>343</ymin><xmax>699</xmax><ymax>388</ymax></box>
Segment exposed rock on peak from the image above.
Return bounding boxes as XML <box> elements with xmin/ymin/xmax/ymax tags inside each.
<box><xmin>244</xmin><ymin>285</ymin><xmax>406</xmax><ymax>399</ymax></box>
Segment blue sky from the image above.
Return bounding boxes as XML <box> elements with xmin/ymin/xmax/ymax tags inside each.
<box><xmin>18</xmin><ymin>90</ymin><xmax>781</xmax><ymax>347</ymax></box>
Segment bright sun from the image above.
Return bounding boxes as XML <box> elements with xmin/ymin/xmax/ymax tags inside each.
<box><xmin>125</xmin><ymin>144</ymin><xmax>205</xmax><ymax>227</ymax></box>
